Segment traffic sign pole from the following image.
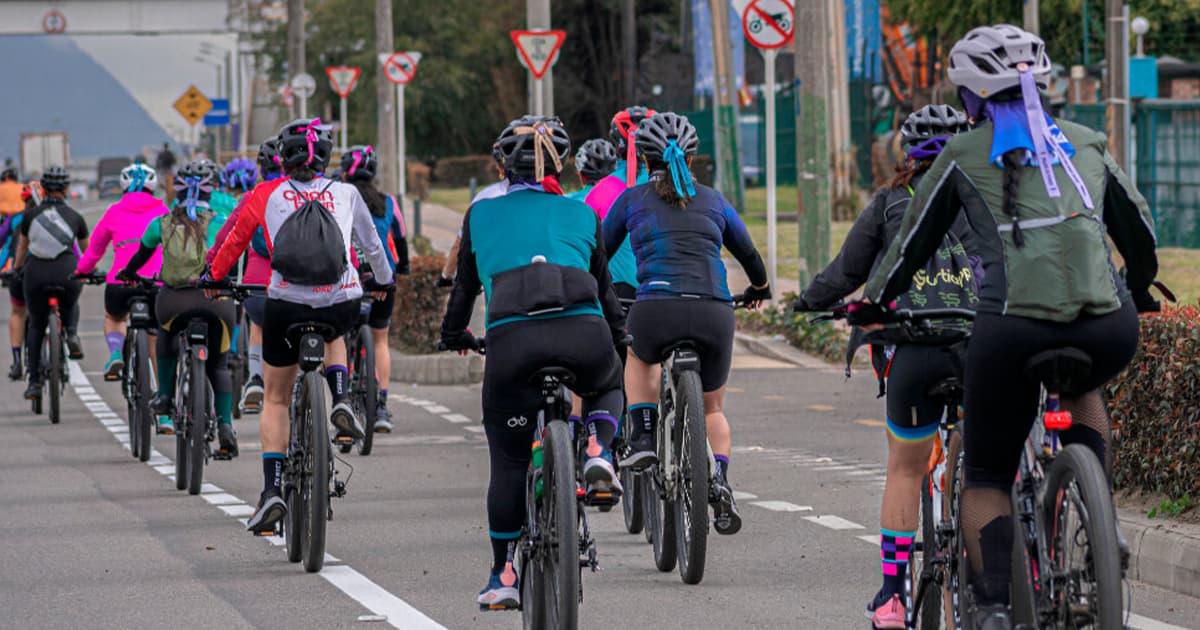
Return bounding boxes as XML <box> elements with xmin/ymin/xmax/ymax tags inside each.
<box><xmin>764</xmin><ymin>47</ymin><xmax>778</xmax><ymax>296</ymax></box>
<box><xmin>339</xmin><ymin>96</ymin><xmax>348</xmax><ymax>152</ymax></box>
<box><xmin>299</xmin><ymin>94</ymin><xmax>308</xmax><ymax>118</ymax></box>
<box><xmin>381</xmin><ymin>52</ymin><xmax>419</xmax><ymax>202</ymax></box>
<box><xmin>396</xmin><ymin>84</ymin><xmax>405</xmax><ymax>199</ymax></box>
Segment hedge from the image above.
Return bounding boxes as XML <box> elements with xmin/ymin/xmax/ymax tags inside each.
<box><xmin>1108</xmin><ymin>303</ymin><xmax>1200</xmax><ymax>501</ymax></box>
<box><xmin>735</xmin><ymin>292</ymin><xmax>851</xmax><ymax>364</ymax></box>
<box><xmin>433</xmin><ymin>155</ymin><xmax>498</xmax><ymax>188</ymax></box>
<box><xmin>390</xmin><ymin>254</ymin><xmax>449</xmax><ymax>354</ymax></box>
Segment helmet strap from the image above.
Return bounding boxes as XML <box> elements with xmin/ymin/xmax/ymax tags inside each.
<box><xmin>298</xmin><ymin>118</ymin><xmax>323</xmax><ymax>166</ymax></box>
<box><xmin>513</xmin><ymin>124</ymin><xmax>563</xmax><ymax>183</ymax></box>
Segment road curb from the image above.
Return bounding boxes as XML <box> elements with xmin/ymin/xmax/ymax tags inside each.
<box><xmin>733</xmin><ymin>331</ymin><xmax>839</xmax><ymax>371</ymax></box>
<box><xmin>1120</xmin><ymin>510</ymin><xmax>1200</xmax><ymax>599</ymax></box>
<box><xmin>390</xmin><ymin>350</ymin><xmax>483</xmax><ymax>385</ymax></box>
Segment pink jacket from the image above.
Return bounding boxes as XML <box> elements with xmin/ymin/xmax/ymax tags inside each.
<box><xmin>583</xmin><ymin>175</ymin><xmax>628</xmax><ymax>220</ymax></box>
<box><xmin>209</xmin><ymin>192</ymin><xmax>272</xmax><ymax>285</ymax></box>
<box><xmin>77</xmin><ymin>191</ymin><xmax>167</xmax><ymax>281</ymax></box>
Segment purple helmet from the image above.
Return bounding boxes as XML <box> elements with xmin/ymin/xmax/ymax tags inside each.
<box><xmin>223</xmin><ymin>158</ymin><xmax>258</xmax><ymax>192</ymax></box>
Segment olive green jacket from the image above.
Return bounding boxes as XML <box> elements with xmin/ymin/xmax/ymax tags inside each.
<box><xmin>865</xmin><ymin>119</ymin><xmax>1158</xmax><ymax>323</ymax></box>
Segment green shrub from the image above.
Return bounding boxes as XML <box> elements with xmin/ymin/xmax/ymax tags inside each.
<box><xmin>433</xmin><ymin>155</ymin><xmax>498</xmax><ymax>188</ymax></box>
<box><xmin>1108</xmin><ymin>303</ymin><xmax>1200</xmax><ymax>504</ymax></box>
<box><xmin>735</xmin><ymin>292</ymin><xmax>850</xmax><ymax>364</ymax></box>
<box><xmin>390</xmin><ymin>254</ymin><xmax>449</xmax><ymax>354</ymax></box>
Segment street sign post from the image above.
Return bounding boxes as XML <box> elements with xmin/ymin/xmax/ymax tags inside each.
<box><xmin>289</xmin><ymin>72</ymin><xmax>316</xmax><ymax>118</ymax></box>
<box><xmin>173</xmin><ymin>85</ymin><xmax>213</xmax><ymax>151</ymax></box>
<box><xmin>380</xmin><ymin>52</ymin><xmax>420</xmax><ymax>201</ymax></box>
<box><xmin>510</xmin><ymin>30</ymin><xmax>566</xmax><ymax>116</ymax></box>
<box><xmin>204</xmin><ymin>97</ymin><xmax>231</xmax><ymax>159</ymax></box>
<box><xmin>326</xmin><ymin>66</ymin><xmax>362</xmax><ymax>152</ymax></box>
<box><xmin>744</xmin><ymin>0</ymin><xmax>794</xmax><ymax>299</ymax></box>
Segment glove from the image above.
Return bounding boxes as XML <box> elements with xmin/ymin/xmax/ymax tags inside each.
<box><xmin>436</xmin><ymin>273</ymin><xmax>454</xmax><ymax>288</ymax></box>
<box><xmin>791</xmin><ymin>295</ymin><xmax>816</xmax><ymax>313</ymax></box>
<box><xmin>1132</xmin><ymin>289</ymin><xmax>1160</xmax><ymax>313</ymax></box>
<box><xmin>739</xmin><ymin>285</ymin><xmax>772</xmax><ymax>307</ymax></box>
<box><xmin>362</xmin><ymin>274</ymin><xmax>394</xmax><ymax>293</ymax></box>
<box><xmin>439</xmin><ymin>329</ymin><xmax>479</xmax><ymax>352</ymax></box>
<box><xmin>844</xmin><ymin>300</ymin><xmax>892</xmax><ymax>326</ymax></box>
<box><xmin>115</xmin><ymin>268</ymin><xmax>138</xmax><ymax>284</ymax></box>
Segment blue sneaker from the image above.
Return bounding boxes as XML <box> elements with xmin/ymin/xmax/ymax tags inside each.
<box><xmin>477</xmin><ymin>566</ymin><xmax>519</xmax><ymax>610</ymax></box>
<box><xmin>583</xmin><ymin>435</ymin><xmax>623</xmax><ymax>501</ymax></box>
<box><xmin>156</xmin><ymin>416</ymin><xmax>175</xmax><ymax>435</ymax></box>
<box><xmin>103</xmin><ymin>351</ymin><xmax>124</xmax><ymax>381</ymax></box>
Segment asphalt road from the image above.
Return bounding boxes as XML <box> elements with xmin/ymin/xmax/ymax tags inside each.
<box><xmin>1</xmin><ymin>199</ymin><xmax>1197</xmax><ymax>629</ymax></box>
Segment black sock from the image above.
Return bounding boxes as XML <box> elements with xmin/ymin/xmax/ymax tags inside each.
<box><xmin>587</xmin><ymin>413</ymin><xmax>618</xmax><ymax>451</ymax></box>
<box><xmin>325</xmin><ymin>365</ymin><xmax>348</xmax><ymax>404</ymax></box>
<box><xmin>976</xmin><ymin>516</ymin><xmax>1015</xmax><ymax>606</ymax></box>
<box><xmin>713</xmin><ymin>454</ymin><xmax>730</xmax><ymax>482</ymax></box>
<box><xmin>11</xmin><ymin>346</ymin><xmax>20</xmax><ymax>366</ymax></box>
<box><xmin>628</xmin><ymin>404</ymin><xmax>657</xmax><ymax>439</ymax></box>
<box><xmin>491</xmin><ymin>538</ymin><xmax>517</xmax><ymax>574</ymax></box>
<box><xmin>262</xmin><ymin>453</ymin><xmax>284</xmax><ymax>493</ymax></box>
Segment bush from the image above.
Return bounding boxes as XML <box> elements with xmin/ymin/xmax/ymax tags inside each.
<box><xmin>735</xmin><ymin>292</ymin><xmax>851</xmax><ymax>364</ymax></box>
<box><xmin>1108</xmin><ymin>303</ymin><xmax>1200</xmax><ymax>502</ymax></box>
<box><xmin>434</xmin><ymin>155</ymin><xmax>498</xmax><ymax>188</ymax></box>
<box><xmin>391</xmin><ymin>254</ymin><xmax>449</xmax><ymax>354</ymax></box>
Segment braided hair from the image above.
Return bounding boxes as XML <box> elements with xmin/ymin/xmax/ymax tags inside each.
<box><xmin>1001</xmin><ymin>149</ymin><xmax>1025</xmax><ymax>247</ymax></box>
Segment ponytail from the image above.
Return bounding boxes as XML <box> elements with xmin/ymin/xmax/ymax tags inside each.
<box><xmin>1001</xmin><ymin>149</ymin><xmax>1025</xmax><ymax>247</ymax></box>
<box><xmin>652</xmin><ymin>168</ymin><xmax>687</xmax><ymax>209</ymax></box>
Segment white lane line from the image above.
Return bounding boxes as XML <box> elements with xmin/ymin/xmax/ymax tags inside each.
<box><xmin>99</xmin><ymin>418</ymin><xmax>124</xmax><ymax>427</ymax></box>
<box><xmin>74</xmin><ymin>386</ymin><xmax>96</xmax><ymax>395</ymax></box>
<box><xmin>153</xmin><ymin>464</ymin><xmax>175</xmax><ymax>474</ymax></box>
<box><xmin>441</xmin><ymin>414</ymin><xmax>472</xmax><ymax>424</ymax></box>
<box><xmin>218</xmin><ymin>504</ymin><xmax>255</xmax><ymax>518</ymax></box>
<box><xmin>201</xmin><ymin>493</ymin><xmax>244</xmax><ymax>506</ymax></box>
<box><xmin>200</xmin><ymin>483</ymin><xmax>222</xmax><ymax>494</ymax></box>
<box><xmin>425</xmin><ymin>405</ymin><xmax>450</xmax><ymax>414</ymax></box>
<box><xmin>804</xmin><ymin>515</ymin><xmax>865</xmax><ymax>530</ymax></box>
<box><xmin>1128</xmin><ymin>613</ymin><xmax>1190</xmax><ymax>630</ymax></box>
<box><xmin>77</xmin><ymin>393</ymin><xmax>102</xmax><ymax>402</ymax></box>
<box><xmin>857</xmin><ymin>535</ymin><xmax>879</xmax><ymax>546</ymax></box>
<box><xmin>810</xmin><ymin>465</ymin><xmax>859</xmax><ymax>472</ymax></box>
<box><xmin>732</xmin><ymin>490</ymin><xmax>758</xmax><ymax>500</ymax></box>
<box><xmin>463</xmin><ymin>426</ymin><xmax>484</xmax><ymax>433</ymax></box>
<box><xmin>320</xmin><ymin>565</ymin><xmax>448</xmax><ymax>630</ymax></box>
<box><xmin>85</xmin><ymin>402</ymin><xmax>111</xmax><ymax>412</ymax></box>
<box><xmin>844</xmin><ymin>469</ymin><xmax>879</xmax><ymax>476</ymax></box>
<box><xmin>751</xmin><ymin>501</ymin><xmax>813</xmax><ymax>512</ymax></box>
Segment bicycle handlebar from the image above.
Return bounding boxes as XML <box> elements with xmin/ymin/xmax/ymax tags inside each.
<box><xmin>437</xmin><ymin>337</ymin><xmax>486</xmax><ymax>354</ymax></box>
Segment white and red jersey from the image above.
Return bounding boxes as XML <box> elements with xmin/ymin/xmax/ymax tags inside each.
<box><xmin>210</xmin><ymin>176</ymin><xmax>394</xmax><ymax>308</ymax></box>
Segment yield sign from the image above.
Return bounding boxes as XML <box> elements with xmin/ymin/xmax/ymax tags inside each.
<box><xmin>742</xmin><ymin>0</ymin><xmax>794</xmax><ymax>50</ymax></box>
<box><xmin>380</xmin><ymin>52</ymin><xmax>421</xmax><ymax>85</ymax></box>
<box><xmin>325</xmin><ymin>66</ymin><xmax>361</xmax><ymax>98</ymax></box>
<box><xmin>173</xmin><ymin>85</ymin><xmax>212</xmax><ymax>126</ymax></box>
<box><xmin>510</xmin><ymin>30</ymin><xmax>567</xmax><ymax>80</ymax></box>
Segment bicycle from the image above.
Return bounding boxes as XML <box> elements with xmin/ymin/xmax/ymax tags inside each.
<box><xmin>229</xmin><ymin>300</ymin><xmax>249</xmax><ymax>419</ymax></box>
<box><xmin>339</xmin><ymin>296</ymin><xmax>379</xmax><ymax>456</ymax></box>
<box><xmin>30</xmin><ymin>273</ymin><xmax>105</xmax><ymax>423</ymax></box>
<box><xmin>117</xmin><ymin>276</ymin><xmax>159</xmax><ymax>463</ymax></box>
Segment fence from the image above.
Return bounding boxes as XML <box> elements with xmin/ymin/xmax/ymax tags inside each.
<box><xmin>680</xmin><ymin>90</ymin><xmax>798</xmax><ymax>188</ymax></box>
<box><xmin>1063</xmin><ymin>101</ymin><xmax>1200</xmax><ymax>248</ymax></box>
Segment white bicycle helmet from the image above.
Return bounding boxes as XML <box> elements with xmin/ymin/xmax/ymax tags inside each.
<box><xmin>120</xmin><ymin>163</ymin><xmax>158</xmax><ymax>193</ymax></box>
<box><xmin>948</xmin><ymin>24</ymin><xmax>1052</xmax><ymax>98</ymax></box>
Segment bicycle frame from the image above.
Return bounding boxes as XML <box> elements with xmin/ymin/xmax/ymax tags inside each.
<box><xmin>655</xmin><ymin>347</ymin><xmax>717</xmax><ymax>499</ymax></box>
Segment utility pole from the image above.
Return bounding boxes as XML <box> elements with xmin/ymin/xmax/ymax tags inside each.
<box><xmin>1023</xmin><ymin>0</ymin><xmax>1040</xmax><ymax>35</ymax></box>
<box><xmin>375</xmin><ymin>0</ymin><xmax>397</xmax><ymax>192</ymax></box>
<box><xmin>1106</xmin><ymin>0</ymin><xmax>1130</xmax><ymax>171</ymax></box>
<box><xmin>287</xmin><ymin>0</ymin><xmax>306</xmax><ymax>107</ymax></box>
<box><xmin>794</xmin><ymin>0</ymin><xmax>832</xmax><ymax>287</ymax></box>
<box><xmin>708</xmin><ymin>0</ymin><xmax>744</xmax><ymax>210</ymax></box>
<box><xmin>623</xmin><ymin>0</ymin><xmax>636</xmax><ymax>105</ymax></box>
<box><xmin>527</xmin><ymin>0</ymin><xmax>553</xmax><ymax>115</ymax></box>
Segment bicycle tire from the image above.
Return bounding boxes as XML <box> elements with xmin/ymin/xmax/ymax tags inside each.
<box><xmin>621</xmin><ymin>466</ymin><xmax>644</xmax><ymax>534</ymax></box>
<box><xmin>1042</xmin><ymin>444</ymin><xmax>1123</xmax><ymax>629</ymax></box>
<box><xmin>174</xmin><ymin>354</ymin><xmax>189</xmax><ymax>491</ymax></box>
<box><xmin>357</xmin><ymin>325</ymin><xmax>377</xmax><ymax>456</ymax></box>
<box><xmin>943</xmin><ymin>428</ymin><xmax>968</xmax><ymax>630</ymax></box>
<box><xmin>124</xmin><ymin>334</ymin><xmax>140</xmax><ymax>460</ymax></box>
<box><xmin>302</xmin><ymin>370</ymin><xmax>330</xmax><ymax>574</ymax></box>
<box><xmin>542</xmin><ymin>420</ymin><xmax>579</xmax><ymax>630</ymax></box>
<box><xmin>48</xmin><ymin>314</ymin><xmax>61</xmax><ymax>424</ymax></box>
<box><xmin>673</xmin><ymin>370</ymin><xmax>708</xmax><ymax>585</ymax></box>
<box><xmin>186</xmin><ymin>353</ymin><xmax>207</xmax><ymax>495</ymax></box>
<box><xmin>285</xmin><ymin>486</ymin><xmax>303</xmax><ymax>563</ymax></box>
<box><xmin>231</xmin><ymin>311</ymin><xmax>248</xmax><ymax>420</ymax></box>
<box><xmin>134</xmin><ymin>332</ymin><xmax>153</xmax><ymax>462</ymax></box>
<box><xmin>641</xmin><ymin>473</ymin><xmax>655</xmax><ymax>544</ymax></box>
<box><xmin>915</xmin><ymin>474</ymin><xmax>942</xmax><ymax>630</ymax></box>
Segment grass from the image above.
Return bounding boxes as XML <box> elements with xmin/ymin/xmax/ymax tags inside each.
<box><xmin>1156</xmin><ymin>248</ymin><xmax>1200</xmax><ymax>305</ymax></box>
<box><xmin>425</xmin><ymin>188</ymin><xmax>472</xmax><ymax>214</ymax></box>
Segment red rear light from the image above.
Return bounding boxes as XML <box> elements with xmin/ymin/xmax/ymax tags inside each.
<box><xmin>48</xmin><ymin>297</ymin><xmax>59</xmax><ymax>307</ymax></box>
<box><xmin>197</xmin><ymin>347</ymin><xmax>208</xmax><ymax>361</ymax></box>
<box><xmin>1044</xmin><ymin>410</ymin><xmax>1073</xmax><ymax>431</ymax></box>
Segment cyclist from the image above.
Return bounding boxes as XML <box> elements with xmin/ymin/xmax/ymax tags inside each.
<box><xmin>13</xmin><ymin>166</ymin><xmax>90</xmax><ymax>402</ymax></box>
<box><xmin>439</xmin><ymin>117</ymin><xmax>627</xmax><ymax>609</ymax></box>
<box><xmin>76</xmin><ymin>163</ymin><xmax>168</xmax><ymax>381</ymax></box>
<box><xmin>0</xmin><ymin>167</ymin><xmax>24</xmax><ymax>216</ymax></box>
<box><xmin>602</xmin><ymin>112</ymin><xmax>771</xmax><ymax>535</ymax></box>
<box><xmin>206</xmin><ymin>118</ymin><xmax>394</xmax><ymax>535</ymax></box>
<box><xmin>341</xmin><ymin>145</ymin><xmax>410</xmax><ymax>432</ymax></box>
<box><xmin>794</xmin><ymin>105</ymin><xmax>977</xmax><ymax>629</ymax></box>
<box><xmin>858</xmin><ymin>25</ymin><xmax>1158</xmax><ymax>630</ymax></box>
<box><xmin>223</xmin><ymin>158</ymin><xmax>258</xmax><ymax>197</ymax></box>
<box><xmin>566</xmin><ymin>139</ymin><xmax>617</xmax><ymax>202</ymax></box>
<box><xmin>118</xmin><ymin>159</ymin><xmax>235</xmax><ymax>444</ymax></box>
<box><xmin>0</xmin><ymin>182</ymin><xmax>37</xmax><ymax>380</ymax></box>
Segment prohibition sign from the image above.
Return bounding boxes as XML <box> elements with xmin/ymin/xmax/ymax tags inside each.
<box><xmin>383</xmin><ymin>52</ymin><xmax>417</xmax><ymax>85</ymax></box>
<box><xmin>742</xmin><ymin>0</ymin><xmax>794</xmax><ymax>50</ymax></box>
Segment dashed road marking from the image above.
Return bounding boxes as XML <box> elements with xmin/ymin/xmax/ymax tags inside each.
<box><xmin>856</xmin><ymin>535</ymin><xmax>879</xmax><ymax>546</ymax></box>
<box><xmin>732</xmin><ymin>490</ymin><xmax>758</xmax><ymax>500</ymax></box>
<box><xmin>441</xmin><ymin>413</ymin><xmax>472</xmax><ymax>424</ymax></box>
<box><xmin>751</xmin><ymin>501</ymin><xmax>813</xmax><ymax>512</ymax></box>
<box><xmin>855</xmin><ymin>419</ymin><xmax>886</xmax><ymax>428</ymax></box>
<box><xmin>1128</xmin><ymin>614</ymin><xmax>1190</xmax><ymax>630</ymax></box>
<box><xmin>804</xmin><ymin>515</ymin><xmax>865</xmax><ymax>530</ymax></box>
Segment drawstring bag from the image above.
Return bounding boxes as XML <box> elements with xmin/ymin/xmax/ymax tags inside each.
<box><xmin>270</xmin><ymin>180</ymin><xmax>347</xmax><ymax>285</ymax></box>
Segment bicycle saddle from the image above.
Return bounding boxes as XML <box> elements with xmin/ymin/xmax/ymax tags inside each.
<box><xmin>1024</xmin><ymin>347</ymin><xmax>1093</xmax><ymax>395</ymax></box>
<box><xmin>286</xmin><ymin>322</ymin><xmax>339</xmax><ymax>341</ymax></box>
<box><xmin>529</xmin><ymin>366</ymin><xmax>576</xmax><ymax>386</ymax></box>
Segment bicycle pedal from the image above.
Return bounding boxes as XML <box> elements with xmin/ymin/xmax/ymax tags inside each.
<box><xmin>253</xmin><ymin>527</ymin><xmax>280</xmax><ymax>537</ymax></box>
<box><xmin>585</xmin><ymin>489</ymin><xmax>620</xmax><ymax>508</ymax></box>
<box><xmin>479</xmin><ymin>602</ymin><xmax>518</xmax><ymax>612</ymax></box>
<box><xmin>212</xmin><ymin>453</ymin><xmax>233</xmax><ymax>461</ymax></box>
<box><xmin>333</xmin><ymin>435</ymin><xmax>354</xmax><ymax>445</ymax></box>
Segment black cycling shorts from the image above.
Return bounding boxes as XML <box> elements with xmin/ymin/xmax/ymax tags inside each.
<box><xmin>105</xmin><ymin>284</ymin><xmax>157</xmax><ymax>321</ymax></box>
<box><xmin>628</xmin><ymin>297</ymin><xmax>735</xmax><ymax>392</ymax></box>
<box><xmin>263</xmin><ymin>299</ymin><xmax>358</xmax><ymax>367</ymax></box>
<box><xmin>883</xmin><ymin>344</ymin><xmax>957</xmax><ymax>441</ymax></box>
<box><xmin>244</xmin><ymin>293</ymin><xmax>267</xmax><ymax>327</ymax></box>
<box><xmin>368</xmin><ymin>287</ymin><xmax>396</xmax><ymax>330</ymax></box>
<box><xmin>155</xmin><ymin>287</ymin><xmax>235</xmax><ymax>351</ymax></box>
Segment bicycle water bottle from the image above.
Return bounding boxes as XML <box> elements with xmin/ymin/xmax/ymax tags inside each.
<box><xmin>531</xmin><ymin>439</ymin><xmax>544</xmax><ymax>498</ymax></box>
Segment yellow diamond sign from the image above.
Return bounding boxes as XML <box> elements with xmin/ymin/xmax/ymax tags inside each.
<box><xmin>174</xmin><ymin>85</ymin><xmax>213</xmax><ymax>126</ymax></box>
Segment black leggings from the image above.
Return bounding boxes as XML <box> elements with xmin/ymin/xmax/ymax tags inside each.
<box><xmin>156</xmin><ymin>288</ymin><xmax>235</xmax><ymax>398</ymax></box>
<box><xmin>962</xmin><ymin>302</ymin><xmax>1139</xmax><ymax>490</ymax></box>
<box><xmin>23</xmin><ymin>257</ymin><xmax>80</xmax><ymax>381</ymax></box>
<box><xmin>485</xmin><ymin>424</ymin><xmax>536</xmax><ymax>541</ymax></box>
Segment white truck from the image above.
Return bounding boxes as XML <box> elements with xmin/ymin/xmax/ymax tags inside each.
<box><xmin>20</xmin><ymin>131</ymin><xmax>70</xmax><ymax>177</ymax></box>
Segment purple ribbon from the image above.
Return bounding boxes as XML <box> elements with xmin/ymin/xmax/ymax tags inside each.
<box><xmin>1019</xmin><ymin>70</ymin><xmax>1094</xmax><ymax>209</ymax></box>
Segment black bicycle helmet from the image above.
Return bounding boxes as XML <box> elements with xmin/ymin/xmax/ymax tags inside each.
<box><xmin>635</xmin><ymin>112</ymin><xmax>700</xmax><ymax>163</ymax></box>
<box><xmin>574</xmin><ymin>139</ymin><xmax>618</xmax><ymax>182</ymax></box>
<box><xmin>175</xmin><ymin>159</ymin><xmax>219</xmax><ymax>201</ymax></box>
<box><xmin>495</xmin><ymin>116</ymin><xmax>571</xmax><ymax>181</ymax></box>
<box><xmin>610</xmin><ymin>106</ymin><xmax>656</xmax><ymax>151</ymax></box>
<box><xmin>257</xmin><ymin>137</ymin><xmax>283</xmax><ymax>175</ymax></box>
<box><xmin>340</xmin><ymin>145</ymin><xmax>378</xmax><ymax>181</ymax></box>
<box><xmin>1</xmin><ymin>167</ymin><xmax>18</xmax><ymax>182</ymax></box>
<box><xmin>278</xmin><ymin>118</ymin><xmax>333</xmax><ymax>169</ymax></box>
<box><xmin>40</xmin><ymin>166</ymin><xmax>70</xmax><ymax>193</ymax></box>
<box><xmin>900</xmin><ymin>105</ymin><xmax>971</xmax><ymax>148</ymax></box>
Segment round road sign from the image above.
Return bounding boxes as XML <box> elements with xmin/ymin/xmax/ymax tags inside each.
<box><xmin>742</xmin><ymin>0</ymin><xmax>794</xmax><ymax>50</ymax></box>
<box><xmin>382</xmin><ymin>52</ymin><xmax>418</xmax><ymax>85</ymax></box>
<box><xmin>43</xmin><ymin>9</ymin><xmax>67</xmax><ymax>34</ymax></box>
<box><xmin>290</xmin><ymin>73</ymin><xmax>316</xmax><ymax>99</ymax></box>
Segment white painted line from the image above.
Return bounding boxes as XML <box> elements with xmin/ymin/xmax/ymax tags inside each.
<box><xmin>76</xmin><ymin>393</ymin><xmax>102</xmax><ymax>402</ymax></box>
<box><xmin>844</xmin><ymin>469</ymin><xmax>879</xmax><ymax>476</ymax></box>
<box><xmin>200</xmin><ymin>483</ymin><xmax>222</xmax><ymax>494</ymax></box>
<box><xmin>107</xmin><ymin>425</ymin><xmax>129</xmax><ymax>434</ymax></box>
<box><xmin>463</xmin><ymin>426</ymin><xmax>484</xmax><ymax>434</ymax></box>
<box><xmin>803</xmin><ymin>515</ymin><xmax>865</xmax><ymax>530</ymax></box>
<box><xmin>441</xmin><ymin>413</ymin><xmax>472</xmax><ymax>424</ymax></box>
<box><xmin>425</xmin><ymin>405</ymin><xmax>450</xmax><ymax>414</ymax></box>
<box><xmin>810</xmin><ymin>465</ymin><xmax>859</xmax><ymax>472</ymax></box>
<box><xmin>320</xmin><ymin>565</ymin><xmax>448</xmax><ymax>630</ymax></box>
<box><xmin>325</xmin><ymin>553</ymin><xmax>340</xmax><ymax>563</ymax></box>
<box><xmin>201</xmin><ymin>493</ymin><xmax>243</xmax><ymax>506</ymax></box>
<box><xmin>408</xmin><ymin>399</ymin><xmax>434</xmax><ymax>407</ymax></box>
<box><xmin>219</xmin><ymin>504</ymin><xmax>255</xmax><ymax>517</ymax></box>
<box><xmin>73</xmin><ymin>385</ymin><xmax>95</xmax><ymax>394</ymax></box>
<box><xmin>857</xmin><ymin>535</ymin><xmax>879</xmax><ymax>545</ymax></box>
<box><xmin>153</xmin><ymin>465</ymin><xmax>174</xmax><ymax>474</ymax></box>
<box><xmin>94</xmin><ymin>411</ymin><xmax>119</xmax><ymax>419</ymax></box>
<box><xmin>148</xmin><ymin>456</ymin><xmax>171</xmax><ymax>466</ymax></box>
<box><xmin>751</xmin><ymin>501</ymin><xmax>812</xmax><ymax>512</ymax></box>
<box><xmin>731</xmin><ymin>490</ymin><xmax>758</xmax><ymax>500</ymax></box>
<box><xmin>85</xmin><ymin>402</ymin><xmax>111</xmax><ymax>412</ymax></box>
<box><xmin>99</xmin><ymin>418</ymin><xmax>124</xmax><ymax>427</ymax></box>
<box><xmin>1128</xmin><ymin>614</ymin><xmax>1189</xmax><ymax>630</ymax></box>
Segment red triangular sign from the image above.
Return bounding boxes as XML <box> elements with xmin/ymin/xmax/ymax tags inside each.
<box><xmin>325</xmin><ymin>66</ymin><xmax>361</xmax><ymax>98</ymax></box>
<box><xmin>510</xmin><ymin>30</ymin><xmax>567</xmax><ymax>80</ymax></box>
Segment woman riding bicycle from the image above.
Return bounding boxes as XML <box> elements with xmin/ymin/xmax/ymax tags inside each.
<box><xmin>602</xmin><ymin>111</ymin><xmax>771</xmax><ymax>536</ymax></box>
<box><xmin>77</xmin><ymin>163</ymin><xmax>168</xmax><ymax>382</ymax></box>
<box><xmin>795</xmin><ymin>104</ymin><xmax>977</xmax><ymax>629</ymax></box>
<box><xmin>119</xmin><ymin>159</ymin><xmax>235</xmax><ymax>444</ymax></box>
<box><xmin>341</xmin><ymin>145</ymin><xmax>410</xmax><ymax>433</ymax></box>
<box><xmin>859</xmin><ymin>25</ymin><xmax>1158</xmax><ymax>630</ymax></box>
<box><xmin>206</xmin><ymin>118</ymin><xmax>394</xmax><ymax>536</ymax></box>
<box><xmin>439</xmin><ymin>116</ymin><xmax>627</xmax><ymax>609</ymax></box>
<box><xmin>0</xmin><ymin>181</ymin><xmax>40</xmax><ymax>381</ymax></box>
<box><xmin>14</xmin><ymin>166</ymin><xmax>90</xmax><ymax>402</ymax></box>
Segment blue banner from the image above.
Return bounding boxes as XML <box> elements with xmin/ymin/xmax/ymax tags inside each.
<box><xmin>845</xmin><ymin>0</ymin><xmax>882</xmax><ymax>81</ymax></box>
<box><xmin>691</xmin><ymin>0</ymin><xmax>746</xmax><ymax>97</ymax></box>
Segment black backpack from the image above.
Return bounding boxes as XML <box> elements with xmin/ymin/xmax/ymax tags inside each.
<box><xmin>271</xmin><ymin>180</ymin><xmax>347</xmax><ymax>285</ymax></box>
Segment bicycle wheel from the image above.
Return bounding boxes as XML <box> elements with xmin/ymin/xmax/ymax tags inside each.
<box><xmin>133</xmin><ymin>332</ymin><xmax>153</xmax><ymax>462</ymax></box>
<box><xmin>672</xmin><ymin>370</ymin><xmax>708</xmax><ymax>585</ymax></box>
<box><xmin>301</xmin><ymin>370</ymin><xmax>330</xmax><ymax>573</ymax></box>
<box><xmin>231</xmin><ymin>313</ymin><xmax>248</xmax><ymax>420</ymax></box>
<box><xmin>174</xmin><ymin>355</ymin><xmax>189</xmax><ymax>491</ymax></box>
<box><xmin>356</xmin><ymin>325</ymin><xmax>377</xmax><ymax>456</ymax></box>
<box><xmin>47</xmin><ymin>314</ymin><xmax>61</xmax><ymax>424</ymax></box>
<box><xmin>621</xmin><ymin>467</ymin><xmax>644</xmax><ymax>534</ymax></box>
<box><xmin>1042</xmin><ymin>444</ymin><xmax>1123</xmax><ymax>629</ymax></box>
<box><xmin>541</xmin><ymin>420</ymin><xmax>579</xmax><ymax>630</ymax></box>
<box><xmin>124</xmin><ymin>334</ymin><xmax>140</xmax><ymax>460</ymax></box>
<box><xmin>914</xmin><ymin>474</ymin><xmax>942</xmax><ymax>630</ymax></box>
<box><xmin>186</xmin><ymin>355</ymin><xmax>207</xmax><ymax>495</ymax></box>
<box><xmin>285</xmin><ymin>478</ymin><xmax>304</xmax><ymax>563</ymax></box>
<box><xmin>943</xmin><ymin>428</ymin><xmax>968</xmax><ymax>630</ymax></box>
<box><xmin>640</xmin><ymin>473</ymin><xmax>655</xmax><ymax>544</ymax></box>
